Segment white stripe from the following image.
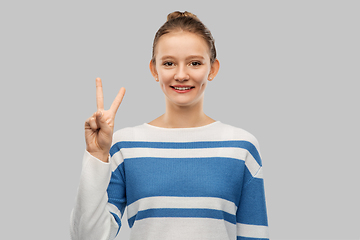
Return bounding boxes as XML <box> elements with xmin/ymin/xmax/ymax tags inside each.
<box><xmin>121</xmin><ymin>147</ymin><xmax>247</xmax><ymax>161</ymax></box>
<box><xmin>127</xmin><ymin>196</ymin><xmax>237</xmax><ymax>219</ymax></box>
<box><xmin>110</xmin><ymin>150</ymin><xmax>124</xmax><ymax>172</ymax></box>
<box><xmin>106</xmin><ymin>202</ymin><xmax>122</xmax><ymax>218</ymax></box>
<box><xmin>254</xmin><ymin>167</ymin><xmax>264</xmax><ymax>179</ymax></box>
<box><xmin>130</xmin><ymin>217</ymin><xmax>236</xmax><ymax>240</ymax></box>
<box><xmin>237</xmin><ymin>223</ymin><xmax>269</xmax><ymax>238</ymax></box>
<box><xmin>245</xmin><ymin>152</ymin><xmax>262</xmax><ymax>178</ymax></box>
<box><xmin>113</xmin><ymin>122</ymin><xmax>258</xmax><ymax>145</ymax></box>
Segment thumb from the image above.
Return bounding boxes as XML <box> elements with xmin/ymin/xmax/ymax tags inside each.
<box><xmin>96</xmin><ymin>110</ymin><xmax>113</xmax><ymax>133</ymax></box>
<box><xmin>95</xmin><ymin>111</ymin><xmax>107</xmax><ymax>128</ymax></box>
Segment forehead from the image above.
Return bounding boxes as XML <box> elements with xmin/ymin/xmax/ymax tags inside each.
<box><xmin>156</xmin><ymin>31</ymin><xmax>210</xmax><ymax>60</ymax></box>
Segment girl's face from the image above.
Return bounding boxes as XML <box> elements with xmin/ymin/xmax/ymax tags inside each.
<box><xmin>150</xmin><ymin>31</ymin><xmax>219</xmax><ymax>108</ymax></box>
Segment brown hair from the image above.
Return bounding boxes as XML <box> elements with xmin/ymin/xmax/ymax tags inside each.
<box><xmin>151</xmin><ymin>11</ymin><xmax>217</xmax><ymax>64</ymax></box>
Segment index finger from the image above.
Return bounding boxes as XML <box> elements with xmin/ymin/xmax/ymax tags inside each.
<box><xmin>96</xmin><ymin>78</ymin><xmax>104</xmax><ymax>110</ymax></box>
<box><xmin>110</xmin><ymin>87</ymin><xmax>126</xmax><ymax>115</ymax></box>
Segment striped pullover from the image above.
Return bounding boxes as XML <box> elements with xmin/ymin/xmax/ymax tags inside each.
<box><xmin>70</xmin><ymin>121</ymin><xmax>269</xmax><ymax>240</ymax></box>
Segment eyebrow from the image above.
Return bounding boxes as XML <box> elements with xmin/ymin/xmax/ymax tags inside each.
<box><xmin>160</xmin><ymin>55</ymin><xmax>206</xmax><ymax>61</ymax></box>
<box><xmin>186</xmin><ymin>55</ymin><xmax>206</xmax><ymax>60</ymax></box>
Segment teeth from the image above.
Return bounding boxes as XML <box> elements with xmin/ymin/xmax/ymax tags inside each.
<box><xmin>174</xmin><ymin>87</ymin><xmax>191</xmax><ymax>90</ymax></box>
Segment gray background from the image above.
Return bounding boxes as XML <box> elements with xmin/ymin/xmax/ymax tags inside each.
<box><xmin>1</xmin><ymin>0</ymin><xmax>359</xmax><ymax>239</ymax></box>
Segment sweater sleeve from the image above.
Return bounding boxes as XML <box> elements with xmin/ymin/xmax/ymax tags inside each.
<box><xmin>236</xmin><ymin>140</ymin><xmax>269</xmax><ymax>240</ymax></box>
<box><xmin>70</xmin><ymin>151</ymin><xmax>124</xmax><ymax>240</ymax></box>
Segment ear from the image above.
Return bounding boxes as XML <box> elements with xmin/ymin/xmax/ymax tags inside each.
<box><xmin>149</xmin><ymin>60</ymin><xmax>159</xmax><ymax>82</ymax></box>
<box><xmin>208</xmin><ymin>59</ymin><xmax>220</xmax><ymax>81</ymax></box>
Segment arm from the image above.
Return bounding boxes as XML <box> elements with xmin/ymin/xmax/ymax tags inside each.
<box><xmin>236</xmin><ymin>140</ymin><xmax>269</xmax><ymax>240</ymax></box>
<box><xmin>70</xmin><ymin>151</ymin><xmax>120</xmax><ymax>240</ymax></box>
<box><xmin>70</xmin><ymin>78</ymin><xmax>126</xmax><ymax>240</ymax></box>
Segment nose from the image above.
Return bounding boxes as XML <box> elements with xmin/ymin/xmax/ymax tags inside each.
<box><xmin>174</xmin><ymin>65</ymin><xmax>189</xmax><ymax>82</ymax></box>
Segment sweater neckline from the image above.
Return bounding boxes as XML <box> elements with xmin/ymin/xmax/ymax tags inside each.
<box><xmin>143</xmin><ymin>121</ymin><xmax>221</xmax><ymax>131</ymax></box>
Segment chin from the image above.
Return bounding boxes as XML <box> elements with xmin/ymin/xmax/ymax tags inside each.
<box><xmin>164</xmin><ymin>90</ymin><xmax>204</xmax><ymax>108</ymax></box>
<box><xmin>169</xmin><ymin>98</ymin><xmax>203</xmax><ymax>108</ymax></box>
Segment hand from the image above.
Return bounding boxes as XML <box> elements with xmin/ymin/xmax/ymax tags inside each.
<box><xmin>85</xmin><ymin>78</ymin><xmax>126</xmax><ymax>162</ymax></box>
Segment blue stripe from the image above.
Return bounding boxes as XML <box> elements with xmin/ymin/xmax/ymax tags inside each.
<box><xmin>243</xmin><ymin>166</ymin><xmax>254</xmax><ymax>189</ymax></box>
<box><xmin>128</xmin><ymin>208</ymin><xmax>236</xmax><ymax>227</ymax></box>
<box><xmin>237</xmin><ymin>178</ymin><xmax>268</xmax><ymax>226</ymax></box>
<box><xmin>107</xmin><ymin>163</ymin><xmax>126</xmax><ymax>216</ymax></box>
<box><xmin>110</xmin><ymin>140</ymin><xmax>261</xmax><ymax>166</ymax></box>
<box><xmin>123</xmin><ymin>157</ymin><xmax>245</xmax><ymax>205</ymax></box>
<box><xmin>237</xmin><ymin>237</ymin><xmax>269</xmax><ymax>240</ymax></box>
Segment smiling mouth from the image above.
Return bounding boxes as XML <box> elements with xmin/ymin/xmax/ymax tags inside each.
<box><xmin>170</xmin><ymin>86</ymin><xmax>195</xmax><ymax>90</ymax></box>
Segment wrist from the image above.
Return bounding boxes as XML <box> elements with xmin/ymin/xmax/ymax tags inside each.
<box><xmin>86</xmin><ymin>149</ymin><xmax>109</xmax><ymax>163</ymax></box>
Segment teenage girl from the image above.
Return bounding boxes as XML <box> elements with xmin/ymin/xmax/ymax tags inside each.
<box><xmin>70</xmin><ymin>11</ymin><xmax>269</xmax><ymax>240</ymax></box>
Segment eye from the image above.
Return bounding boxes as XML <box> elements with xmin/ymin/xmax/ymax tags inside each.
<box><xmin>190</xmin><ymin>61</ymin><xmax>202</xmax><ymax>66</ymax></box>
<box><xmin>163</xmin><ymin>61</ymin><xmax>174</xmax><ymax>67</ymax></box>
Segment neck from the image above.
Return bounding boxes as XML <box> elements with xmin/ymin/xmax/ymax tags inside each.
<box><xmin>149</xmin><ymin>98</ymin><xmax>215</xmax><ymax>128</ymax></box>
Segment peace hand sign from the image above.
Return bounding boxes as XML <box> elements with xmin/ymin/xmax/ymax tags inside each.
<box><xmin>85</xmin><ymin>78</ymin><xmax>126</xmax><ymax>162</ymax></box>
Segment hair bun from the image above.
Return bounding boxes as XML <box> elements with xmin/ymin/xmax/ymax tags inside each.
<box><xmin>167</xmin><ymin>11</ymin><xmax>199</xmax><ymax>21</ymax></box>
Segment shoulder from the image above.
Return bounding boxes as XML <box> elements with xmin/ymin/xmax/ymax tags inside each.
<box><xmin>216</xmin><ymin>122</ymin><xmax>260</xmax><ymax>149</ymax></box>
<box><xmin>112</xmin><ymin>124</ymin><xmax>148</xmax><ymax>143</ymax></box>
<box><xmin>112</xmin><ymin>122</ymin><xmax>261</xmax><ymax>149</ymax></box>
<box><xmin>216</xmin><ymin>122</ymin><xmax>263</xmax><ymax>166</ymax></box>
